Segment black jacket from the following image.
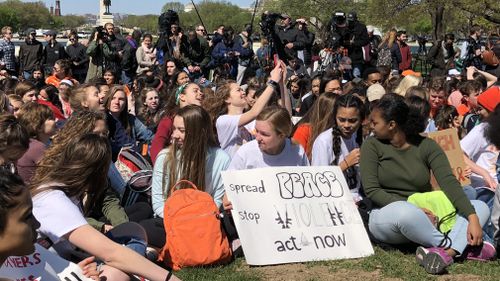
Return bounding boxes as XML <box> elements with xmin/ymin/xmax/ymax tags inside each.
<box><xmin>66</xmin><ymin>42</ymin><xmax>89</xmax><ymax>75</ymax></box>
<box><xmin>275</xmin><ymin>25</ymin><xmax>306</xmax><ymax>62</ymax></box>
<box><xmin>346</xmin><ymin>21</ymin><xmax>370</xmax><ymax>65</ymax></box>
<box><xmin>19</xmin><ymin>39</ymin><xmax>43</xmax><ymax>72</ymax></box>
<box><xmin>297</xmin><ymin>29</ymin><xmax>315</xmax><ymax>65</ymax></box>
<box><xmin>43</xmin><ymin>40</ymin><xmax>67</xmax><ymax>69</ymax></box>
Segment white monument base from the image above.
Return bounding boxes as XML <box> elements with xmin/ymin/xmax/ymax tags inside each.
<box><xmin>98</xmin><ymin>14</ymin><xmax>114</xmax><ymax>26</ymax></box>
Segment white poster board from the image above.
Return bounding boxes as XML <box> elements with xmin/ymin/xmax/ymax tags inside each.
<box><xmin>222</xmin><ymin>166</ymin><xmax>374</xmax><ymax>266</ymax></box>
<box><xmin>0</xmin><ymin>244</ymin><xmax>92</xmax><ymax>281</ymax></box>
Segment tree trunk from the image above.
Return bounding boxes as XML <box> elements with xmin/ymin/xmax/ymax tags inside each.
<box><xmin>430</xmin><ymin>5</ymin><xmax>445</xmax><ymax>41</ymax></box>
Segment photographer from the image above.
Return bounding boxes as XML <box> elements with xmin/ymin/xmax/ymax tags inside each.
<box><xmin>211</xmin><ymin>27</ymin><xmax>239</xmax><ymax>79</ymax></box>
<box><xmin>234</xmin><ymin>24</ymin><xmax>254</xmax><ymax>85</ymax></box>
<box><xmin>85</xmin><ymin>26</ymin><xmax>113</xmax><ymax>82</ymax></box>
<box><xmin>346</xmin><ymin>12</ymin><xmax>369</xmax><ymax>77</ymax></box>
<box><xmin>274</xmin><ymin>14</ymin><xmax>306</xmax><ymax>64</ymax></box>
<box><xmin>186</xmin><ymin>30</ymin><xmax>210</xmax><ymax>79</ymax></box>
<box><xmin>296</xmin><ymin>19</ymin><xmax>315</xmax><ymax>75</ymax></box>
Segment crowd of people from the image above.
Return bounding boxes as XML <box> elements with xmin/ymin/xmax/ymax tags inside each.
<box><xmin>0</xmin><ymin>9</ymin><xmax>500</xmax><ymax>279</ymax></box>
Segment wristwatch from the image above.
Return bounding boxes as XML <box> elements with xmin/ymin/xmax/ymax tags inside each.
<box><xmin>267</xmin><ymin>80</ymin><xmax>279</xmax><ymax>90</ymax></box>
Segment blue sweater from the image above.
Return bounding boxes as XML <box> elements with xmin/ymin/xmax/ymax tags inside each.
<box><xmin>151</xmin><ymin>146</ymin><xmax>230</xmax><ymax>218</ymax></box>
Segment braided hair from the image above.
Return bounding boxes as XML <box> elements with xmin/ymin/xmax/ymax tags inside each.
<box><xmin>330</xmin><ymin>94</ymin><xmax>365</xmax><ymax>165</ymax></box>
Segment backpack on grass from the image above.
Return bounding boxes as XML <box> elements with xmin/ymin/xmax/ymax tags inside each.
<box><xmin>158</xmin><ymin>180</ymin><xmax>232</xmax><ymax>270</ymax></box>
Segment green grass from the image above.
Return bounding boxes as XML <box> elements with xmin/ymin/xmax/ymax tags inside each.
<box><xmin>175</xmin><ymin>247</ymin><xmax>500</xmax><ymax>281</ymax></box>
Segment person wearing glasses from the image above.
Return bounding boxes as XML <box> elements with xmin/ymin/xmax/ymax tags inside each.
<box><xmin>195</xmin><ymin>25</ymin><xmax>207</xmax><ymax>38</ymax></box>
<box><xmin>66</xmin><ymin>31</ymin><xmax>89</xmax><ymax>84</ymax></box>
<box><xmin>45</xmin><ymin>59</ymin><xmax>79</xmax><ymax>88</ymax></box>
<box><xmin>0</xmin><ymin>26</ymin><xmax>16</xmax><ymax>77</ymax></box>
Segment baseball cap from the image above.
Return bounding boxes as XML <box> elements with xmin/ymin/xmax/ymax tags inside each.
<box><xmin>478</xmin><ymin>86</ymin><xmax>500</xmax><ymax>112</ymax></box>
<box><xmin>367</xmin><ymin>84</ymin><xmax>386</xmax><ymax>102</ymax></box>
<box><xmin>401</xmin><ymin>69</ymin><xmax>421</xmax><ymax>77</ymax></box>
<box><xmin>44</xmin><ymin>30</ymin><xmax>57</xmax><ymax>37</ymax></box>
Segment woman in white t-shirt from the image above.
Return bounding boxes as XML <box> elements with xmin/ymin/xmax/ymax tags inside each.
<box><xmin>228</xmin><ymin>106</ymin><xmax>310</xmax><ymax>170</ymax></box>
<box><xmin>29</xmin><ymin>134</ymin><xmax>179</xmax><ymax>281</ymax></box>
<box><xmin>311</xmin><ymin>94</ymin><xmax>366</xmax><ymax>201</ymax></box>
<box><xmin>0</xmin><ymin>171</ymin><xmax>99</xmax><ymax>281</ymax></box>
<box><xmin>204</xmin><ymin>60</ymin><xmax>290</xmax><ymax>157</ymax></box>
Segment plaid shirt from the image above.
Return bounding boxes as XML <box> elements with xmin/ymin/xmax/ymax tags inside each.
<box><xmin>0</xmin><ymin>39</ymin><xmax>16</xmax><ymax>72</ymax></box>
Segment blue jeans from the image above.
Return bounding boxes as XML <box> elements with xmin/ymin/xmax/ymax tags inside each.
<box><xmin>369</xmin><ymin>200</ymin><xmax>490</xmax><ymax>254</ymax></box>
<box><xmin>108</xmin><ymin>163</ymin><xmax>126</xmax><ymax>196</ymax></box>
<box><xmin>105</xmin><ymin>222</ymin><xmax>148</xmax><ymax>255</ymax></box>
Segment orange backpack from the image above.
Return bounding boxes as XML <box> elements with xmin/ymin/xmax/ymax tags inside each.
<box><xmin>158</xmin><ymin>180</ymin><xmax>232</xmax><ymax>270</ymax></box>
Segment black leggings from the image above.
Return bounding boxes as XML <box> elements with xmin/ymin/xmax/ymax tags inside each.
<box><xmin>124</xmin><ymin>202</ymin><xmax>153</xmax><ymax>222</ymax></box>
<box><xmin>139</xmin><ymin>217</ymin><xmax>165</xmax><ymax>249</ymax></box>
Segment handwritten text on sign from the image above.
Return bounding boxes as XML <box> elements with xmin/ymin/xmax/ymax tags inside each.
<box><xmin>427</xmin><ymin>128</ymin><xmax>471</xmax><ymax>186</ymax></box>
<box><xmin>222</xmin><ymin>166</ymin><xmax>374</xmax><ymax>266</ymax></box>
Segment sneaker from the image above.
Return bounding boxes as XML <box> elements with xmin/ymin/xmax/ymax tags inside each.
<box><xmin>416</xmin><ymin>246</ymin><xmax>453</xmax><ymax>274</ymax></box>
<box><xmin>463</xmin><ymin>241</ymin><xmax>496</xmax><ymax>261</ymax></box>
<box><xmin>145</xmin><ymin>247</ymin><xmax>159</xmax><ymax>262</ymax></box>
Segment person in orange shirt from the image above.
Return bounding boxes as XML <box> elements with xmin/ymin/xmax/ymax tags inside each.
<box><xmin>45</xmin><ymin>59</ymin><xmax>79</xmax><ymax>88</ymax></box>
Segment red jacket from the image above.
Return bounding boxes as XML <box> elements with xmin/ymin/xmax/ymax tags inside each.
<box><xmin>398</xmin><ymin>43</ymin><xmax>412</xmax><ymax>71</ymax></box>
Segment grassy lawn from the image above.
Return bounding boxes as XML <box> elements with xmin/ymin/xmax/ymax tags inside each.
<box><xmin>176</xmin><ymin>247</ymin><xmax>500</xmax><ymax>281</ymax></box>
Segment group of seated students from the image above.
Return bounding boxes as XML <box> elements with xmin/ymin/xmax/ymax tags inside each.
<box><xmin>0</xmin><ymin>51</ymin><xmax>500</xmax><ymax>279</ymax></box>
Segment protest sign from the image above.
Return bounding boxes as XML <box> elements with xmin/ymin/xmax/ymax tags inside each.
<box><xmin>0</xmin><ymin>244</ymin><xmax>92</xmax><ymax>281</ymax></box>
<box><xmin>427</xmin><ymin>128</ymin><xmax>471</xmax><ymax>186</ymax></box>
<box><xmin>222</xmin><ymin>166</ymin><xmax>374</xmax><ymax>266</ymax></box>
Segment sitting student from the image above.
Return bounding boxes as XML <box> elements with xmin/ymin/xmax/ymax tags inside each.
<box><xmin>145</xmin><ymin>105</ymin><xmax>230</xmax><ymax>248</ymax></box>
<box><xmin>460</xmin><ymin>86</ymin><xmax>500</xmax><ymax>207</ymax></box>
<box><xmin>311</xmin><ymin>94</ymin><xmax>365</xmax><ymax>201</ymax></box>
<box><xmin>149</xmin><ymin>82</ymin><xmax>205</xmax><ymax>163</ymax></box>
<box><xmin>204</xmin><ymin>60</ymin><xmax>288</xmax><ymax>158</ymax></box>
<box><xmin>434</xmin><ymin>105</ymin><xmax>464</xmax><ymax>139</ymax></box>
<box><xmin>105</xmin><ymin>85</ymin><xmax>154</xmax><ymax>143</ymax></box>
<box><xmin>485</xmin><ymin>104</ymin><xmax>500</xmax><ymax>252</ymax></box>
<box><xmin>30</xmin><ymin>134</ymin><xmax>180</xmax><ymax>281</ymax></box>
<box><xmin>7</xmin><ymin>95</ymin><xmax>23</xmax><ymax>118</ymax></box>
<box><xmin>45</xmin><ymin>59</ymin><xmax>79</xmax><ymax>88</ymax></box>
<box><xmin>137</xmin><ymin>87</ymin><xmax>162</xmax><ymax>132</ymax></box>
<box><xmin>360</xmin><ymin>93</ymin><xmax>494</xmax><ymax>275</ymax></box>
<box><xmin>15</xmin><ymin>81</ymin><xmax>38</xmax><ymax>103</ymax></box>
<box><xmin>292</xmin><ymin>92</ymin><xmax>337</xmax><ymax>159</ymax></box>
<box><xmin>0</xmin><ymin>115</ymin><xmax>29</xmax><ymax>172</ymax></box>
<box><xmin>229</xmin><ymin>106</ymin><xmax>309</xmax><ymax>170</ymax></box>
<box><xmin>0</xmin><ymin>171</ymin><xmax>99</xmax><ymax>281</ymax></box>
<box><xmin>425</xmin><ymin>76</ymin><xmax>447</xmax><ymax>132</ymax></box>
<box><xmin>16</xmin><ymin>103</ymin><xmax>57</xmax><ymax>184</ymax></box>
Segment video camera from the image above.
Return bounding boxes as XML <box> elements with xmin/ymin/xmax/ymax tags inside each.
<box><xmin>328</xmin><ymin>11</ymin><xmax>352</xmax><ymax>49</ymax></box>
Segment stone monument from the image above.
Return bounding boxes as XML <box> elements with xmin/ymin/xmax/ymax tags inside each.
<box><xmin>98</xmin><ymin>0</ymin><xmax>114</xmax><ymax>26</ymax></box>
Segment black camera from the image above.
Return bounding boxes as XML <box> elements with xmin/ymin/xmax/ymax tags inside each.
<box><xmin>95</xmin><ymin>26</ymin><xmax>108</xmax><ymax>41</ymax></box>
<box><xmin>259</xmin><ymin>12</ymin><xmax>283</xmax><ymax>37</ymax></box>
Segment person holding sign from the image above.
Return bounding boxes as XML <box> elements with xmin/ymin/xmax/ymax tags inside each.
<box><xmin>145</xmin><ymin>105</ymin><xmax>230</xmax><ymax>248</ymax></box>
<box><xmin>360</xmin><ymin>93</ymin><xmax>493</xmax><ymax>275</ymax></box>
<box><xmin>311</xmin><ymin>94</ymin><xmax>366</xmax><ymax>202</ymax></box>
<box><xmin>204</xmin><ymin>60</ymin><xmax>290</xmax><ymax>158</ymax></box>
<box><xmin>30</xmin><ymin>134</ymin><xmax>180</xmax><ymax>281</ymax></box>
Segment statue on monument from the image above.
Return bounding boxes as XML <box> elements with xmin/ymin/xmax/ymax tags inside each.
<box><xmin>103</xmin><ymin>0</ymin><xmax>111</xmax><ymax>15</ymax></box>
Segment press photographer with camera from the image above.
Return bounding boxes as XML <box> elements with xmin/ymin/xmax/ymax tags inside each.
<box><xmin>274</xmin><ymin>14</ymin><xmax>306</xmax><ymax>65</ymax></box>
<box><xmin>328</xmin><ymin>11</ymin><xmax>369</xmax><ymax>78</ymax></box>
<box><xmin>85</xmin><ymin>25</ymin><xmax>114</xmax><ymax>82</ymax></box>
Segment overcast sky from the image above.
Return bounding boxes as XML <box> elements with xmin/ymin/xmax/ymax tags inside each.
<box><xmin>27</xmin><ymin>0</ymin><xmax>255</xmax><ymax>15</ymax></box>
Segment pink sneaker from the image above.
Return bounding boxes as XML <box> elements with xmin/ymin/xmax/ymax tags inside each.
<box><xmin>463</xmin><ymin>241</ymin><xmax>497</xmax><ymax>261</ymax></box>
<box><xmin>416</xmin><ymin>246</ymin><xmax>453</xmax><ymax>274</ymax></box>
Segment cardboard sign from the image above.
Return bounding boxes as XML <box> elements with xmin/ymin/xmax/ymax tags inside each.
<box><xmin>222</xmin><ymin>166</ymin><xmax>374</xmax><ymax>266</ymax></box>
<box><xmin>427</xmin><ymin>128</ymin><xmax>471</xmax><ymax>186</ymax></box>
<box><xmin>0</xmin><ymin>244</ymin><xmax>92</xmax><ymax>281</ymax></box>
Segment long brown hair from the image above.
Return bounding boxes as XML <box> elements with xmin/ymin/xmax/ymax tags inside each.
<box><xmin>30</xmin><ymin>134</ymin><xmax>111</xmax><ymax>214</ymax></box>
<box><xmin>203</xmin><ymin>80</ymin><xmax>236</xmax><ymax>138</ymax></box>
<box><xmin>104</xmin><ymin>85</ymin><xmax>130</xmax><ymax>135</ymax></box>
<box><xmin>33</xmin><ymin>110</ymin><xmax>107</xmax><ymax>180</ymax></box>
<box><xmin>292</xmin><ymin>92</ymin><xmax>337</xmax><ymax>158</ymax></box>
<box><xmin>163</xmin><ymin>105</ymin><xmax>218</xmax><ymax>196</ymax></box>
